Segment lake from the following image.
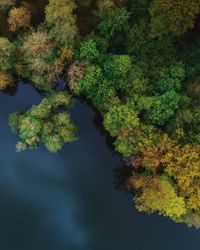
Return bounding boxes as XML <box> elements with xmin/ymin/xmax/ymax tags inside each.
<box><xmin>0</xmin><ymin>84</ymin><xmax>199</xmax><ymax>250</ymax></box>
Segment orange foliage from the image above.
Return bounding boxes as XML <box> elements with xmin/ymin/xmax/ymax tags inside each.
<box><xmin>8</xmin><ymin>6</ymin><xmax>31</xmax><ymax>32</ymax></box>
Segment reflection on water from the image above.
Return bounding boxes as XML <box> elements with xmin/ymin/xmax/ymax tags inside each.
<box><xmin>0</xmin><ymin>84</ymin><xmax>200</xmax><ymax>250</ymax></box>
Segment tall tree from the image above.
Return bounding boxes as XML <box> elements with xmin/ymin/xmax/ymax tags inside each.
<box><xmin>45</xmin><ymin>0</ymin><xmax>78</xmax><ymax>47</ymax></box>
<box><xmin>149</xmin><ymin>0</ymin><xmax>200</xmax><ymax>37</ymax></box>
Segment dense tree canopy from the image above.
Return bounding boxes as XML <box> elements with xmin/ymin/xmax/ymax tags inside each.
<box><xmin>9</xmin><ymin>92</ymin><xmax>77</xmax><ymax>152</ymax></box>
<box><xmin>149</xmin><ymin>0</ymin><xmax>200</xmax><ymax>37</ymax></box>
<box><xmin>1</xmin><ymin>0</ymin><xmax>200</xmax><ymax>228</ymax></box>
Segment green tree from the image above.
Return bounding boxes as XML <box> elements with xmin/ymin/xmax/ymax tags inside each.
<box><xmin>104</xmin><ymin>103</ymin><xmax>139</xmax><ymax>136</ymax></box>
<box><xmin>78</xmin><ymin>64</ymin><xmax>103</xmax><ymax>97</ymax></box>
<box><xmin>45</xmin><ymin>0</ymin><xmax>78</xmax><ymax>47</ymax></box>
<box><xmin>79</xmin><ymin>38</ymin><xmax>101</xmax><ymax>62</ymax></box>
<box><xmin>0</xmin><ymin>37</ymin><xmax>14</xmax><ymax>71</ymax></box>
<box><xmin>99</xmin><ymin>7</ymin><xmax>129</xmax><ymax>39</ymax></box>
<box><xmin>146</xmin><ymin>91</ymin><xmax>180</xmax><ymax>125</ymax></box>
<box><xmin>9</xmin><ymin>92</ymin><xmax>77</xmax><ymax>153</ymax></box>
<box><xmin>155</xmin><ymin>64</ymin><xmax>185</xmax><ymax>93</ymax></box>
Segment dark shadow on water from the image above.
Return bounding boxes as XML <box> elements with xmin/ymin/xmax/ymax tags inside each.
<box><xmin>0</xmin><ymin>188</ymin><xmax>45</xmax><ymax>250</ymax></box>
<box><xmin>92</xmin><ymin>108</ymin><xmax>117</xmax><ymax>153</ymax></box>
<box><xmin>3</xmin><ymin>83</ymin><xmax>18</xmax><ymax>96</ymax></box>
<box><xmin>77</xmin><ymin>97</ymin><xmax>118</xmax><ymax>154</ymax></box>
<box><xmin>113</xmin><ymin>164</ymin><xmax>132</xmax><ymax>193</ymax></box>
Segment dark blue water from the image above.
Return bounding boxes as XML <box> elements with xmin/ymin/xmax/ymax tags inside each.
<box><xmin>0</xmin><ymin>84</ymin><xmax>199</xmax><ymax>250</ymax></box>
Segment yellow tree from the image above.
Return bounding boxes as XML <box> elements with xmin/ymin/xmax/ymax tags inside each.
<box><xmin>0</xmin><ymin>71</ymin><xmax>14</xmax><ymax>90</ymax></box>
<box><xmin>127</xmin><ymin>127</ymin><xmax>200</xmax><ymax>226</ymax></box>
<box><xmin>0</xmin><ymin>37</ymin><xmax>14</xmax><ymax>71</ymax></box>
<box><xmin>8</xmin><ymin>6</ymin><xmax>31</xmax><ymax>32</ymax></box>
<box><xmin>149</xmin><ymin>0</ymin><xmax>200</xmax><ymax>37</ymax></box>
<box><xmin>21</xmin><ymin>29</ymin><xmax>54</xmax><ymax>91</ymax></box>
<box><xmin>162</xmin><ymin>144</ymin><xmax>200</xmax><ymax>211</ymax></box>
<box><xmin>128</xmin><ymin>174</ymin><xmax>186</xmax><ymax>220</ymax></box>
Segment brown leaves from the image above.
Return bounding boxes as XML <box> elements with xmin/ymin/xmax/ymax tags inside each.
<box><xmin>68</xmin><ymin>61</ymin><xmax>88</xmax><ymax>92</ymax></box>
<box><xmin>8</xmin><ymin>6</ymin><xmax>31</xmax><ymax>32</ymax></box>
<box><xmin>0</xmin><ymin>71</ymin><xmax>14</xmax><ymax>90</ymax></box>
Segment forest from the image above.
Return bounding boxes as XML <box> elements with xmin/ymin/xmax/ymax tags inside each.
<box><xmin>1</xmin><ymin>0</ymin><xmax>200</xmax><ymax>228</ymax></box>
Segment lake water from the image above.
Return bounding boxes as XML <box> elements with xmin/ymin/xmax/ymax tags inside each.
<box><xmin>0</xmin><ymin>84</ymin><xmax>199</xmax><ymax>250</ymax></box>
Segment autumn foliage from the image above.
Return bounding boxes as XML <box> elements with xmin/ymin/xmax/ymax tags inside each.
<box><xmin>1</xmin><ymin>0</ymin><xmax>200</xmax><ymax>228</ymax></box>
<box><xmin>8</xmin><ymin>6</ymin><xmax>31</xmax><ymax>32</ymax></box>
